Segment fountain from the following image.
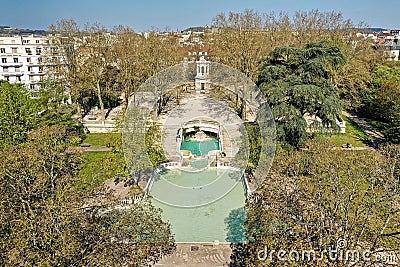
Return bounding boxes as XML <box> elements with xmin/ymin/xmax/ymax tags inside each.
<box><xmin>193</xmin><ymin>130</ymin><xmax>210</xmax><ymax>140</ymax></box>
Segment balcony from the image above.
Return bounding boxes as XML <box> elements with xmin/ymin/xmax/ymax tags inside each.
<box><xmin>0</xmin><ymin>62</ymin><xmax>23</xmax><ymax>67</ymax></box>
<box><xmin>3</xmin><ymin>72</ymin><xmax>24</xmax><ymax>77</ymax></box>
<box><xmin>0</xmin><ymin>52</ymin><xmax>23</xmax><ymax>56</ymax></box>
<box><xmin>28</xmin><ymin>72</ymin><xmax>45</xmax><ymax>76</ymax></box>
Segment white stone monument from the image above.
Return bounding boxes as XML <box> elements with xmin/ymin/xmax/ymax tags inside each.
<box><xmin>195</xmin><ymin>56</ymin><xmax>210</xmax><ymax>93</ymax></box>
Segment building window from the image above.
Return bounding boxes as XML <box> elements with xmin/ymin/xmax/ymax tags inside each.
<box><xmin>30</xmin><ymin>84</ymin><xmax>35</xmax><ymax>90</ymax></box>
<box><xmin>30</xmin><ymin>76</ymin><xmax>34</xmax><ymax>81</ymax></box>
<box><xmin>36</xmin><ymin>48</ymin><xmax>41</xmax><ymax>55</ymax></box>
<box><xmin>0</xmin><ymin>48</ymin><xmax>5</xmax><ymax>53</ymax></box>
<box><xmin>15</xmin><ymin>67</ymin><xmax>20</xmax><ymax>72</ymax></box>
<box><xmin>36</xmin><ymin>40</ymin><xmax>40</xmax><ymax>44</ymax></box>
<box><xmin>27</xmin><ymin>57</ymin><xmax>31</xmax><ymax>63</ymax></box>
<box><xmin>39</xmin><ymin>66</ymin><xmax>43</xmax><ymax>73</ymax></box>
<box><xmin>51</xmin><ymin>47</ymin><xmax>59</xmax><ymax>55</ymax></box>
<box><xmin>3</xmin><ymin>67</ymin><xmax>8</xmax><ymax>72</ymax></box>
<box><xmin>13</xmin><ymin>58</ymin><xmax>18</xmax><ymax>63</ymax></box>
<box><xmin>25</xmin><ymin>48</ymin><xmax>32</xmax><ymax>55</ymax></box>
<box><xmin>12</xmin><ymin>47</ymin><xmax>17</xmax><ymax>53</ymax></box>
<box><xmin>28</xmin><ymin>66</ymin><xmax>33</xmax><ymax>72</ymax></box>
<box><xmin>1</xmin><ymin>58</ymin><xmax>6</xmax><ymax>63</ymax></box>
<box><xmin>16</xmin><ymin>76</ymin><xmax>21</xmax><ymax>82</ymax></box>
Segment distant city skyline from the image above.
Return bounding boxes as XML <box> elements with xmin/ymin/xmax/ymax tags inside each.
<box><xmin>1</xmin><ymin>0</ymin><xmax>399</xmax><ymax>32</ymax></box>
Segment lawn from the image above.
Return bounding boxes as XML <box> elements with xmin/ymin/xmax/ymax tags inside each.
<box><xmin>76</xmin><ymin>133</ymin><xmax>128</xmax><ymax>192</ymax></box>
<box><xmin>81</xmin><ymin>133</ymin><xmax>121</xmax><ymax>147</ymax></box>
<box><xmin>77</xmin><ymin>151</ymin><xmax>128</xmax><ymax>192</ymax></box>
<box><xmin>315</xmin><ymin>115</ymin><xmax>371</xmax><ymax>147</ymax></box>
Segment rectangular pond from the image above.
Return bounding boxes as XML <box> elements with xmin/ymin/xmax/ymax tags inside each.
<box><xmin>150</xmin><ymin>167</ymin><xmax>247</xmax><ymax>242</ymax></box>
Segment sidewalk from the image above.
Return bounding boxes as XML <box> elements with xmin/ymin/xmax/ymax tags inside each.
<box><xmin>342</xmin><ymin>111</ymin><xmax>386</xmax><ymax>148</ymax></box>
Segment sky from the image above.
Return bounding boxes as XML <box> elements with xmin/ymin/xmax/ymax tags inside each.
<box><xmin>1</xmin><ymin>0</ymin><xmax>399</xmax><ymax>32</ymax></box>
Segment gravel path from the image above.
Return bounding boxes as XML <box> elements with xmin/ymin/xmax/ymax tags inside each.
<box><xmin>68</xmin><ymin>146</ymin><xmax>111</xmax><ymax>152</ymax></box>
<box><xmin>342</xmin><ymin>111</ymin><xmax>386</xmax><ymax>148</ymax></box>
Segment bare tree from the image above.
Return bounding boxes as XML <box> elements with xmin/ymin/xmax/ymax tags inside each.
<box><xmin>47</xmin><ymin>19</ymin><xmax>85</xmax><ymax>117</ymax></box>
<box><xmin>239</xmin><ymin>142</ymin><xmax>400</xmax><ymax>266</ymax></box>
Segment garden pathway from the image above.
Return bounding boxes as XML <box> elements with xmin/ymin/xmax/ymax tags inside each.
<box><xmin>342</xmin><ymin>111</ymin><xmax>386</xmax><ymax>148</ymax></box>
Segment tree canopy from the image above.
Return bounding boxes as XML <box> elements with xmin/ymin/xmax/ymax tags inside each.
<box><xmin>47</xmin><ymin>19</ymin><xmax>181</xmax><ymax>119</ymax></box>
<box><xmin>232</xmin><ymin>141</ymin><xmax>400</xmax><ymax>266</ymax></box>
<box><xmin>361</xmin><ymin>62</ymin><xmax>400</xmax><ymax>143</ymax></box>
<box><xmin>258</xmin><ymin>42</ymin><xmax>345</xmax><ymax>148</ymax></box>
<box><xmin>0</xmin><ymin>125</ymin><xmax>175</xmax><ymax>266</ymax></box>
<box><xmin>0</xmin><ymin>81</ymin><xmax>38</xmax><ymax>148</ymax></box>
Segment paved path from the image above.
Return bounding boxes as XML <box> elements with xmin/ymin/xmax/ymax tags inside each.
<box><xmin>159</xmin><ymin>96</ymin><xmax>243</xmax><ymax>163</ymax></box>
<box><xmin>332</xmin><ymin>146</ymin><xmax>374</xmax><ymax>151</ymax></box>
<box><xmin>68</xmin><ymin>146</ymin><xmax>111</xmax><ymax>152</ymax></box>
<box><xmin>342</xmin><ymin>111</ymin><xmax>386</xmax><ymax>148</ymax></box>
<box><xmin>153</xmin><ymin>97</ymin><xmax>243</xmax><ymax>266</ymax></box>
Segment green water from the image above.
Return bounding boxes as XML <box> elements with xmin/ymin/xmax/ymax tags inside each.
<box><xmin>190</xmin><ymin>158</ymin><xmax>209</xmax><ymax>169</ymax></box>
<box><xmin>158</xmin><ymin>168</ymin><xmax>220</xmax><ymax>187</ymax></box>
<box><xmin>150</xmin><ymin>167</ymin><xmax>247</xmax><ymax>242</ymax></box>
<box><xmin>180</xmin><ymin>138</ymin><xmax>219</xmax><ymax>156</ymax></box>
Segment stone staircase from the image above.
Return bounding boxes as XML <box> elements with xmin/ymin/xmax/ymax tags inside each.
<box><xmin>154</xmin><ymin>242</ymin><xmax>232</xmax><ymax>266</ymax></box>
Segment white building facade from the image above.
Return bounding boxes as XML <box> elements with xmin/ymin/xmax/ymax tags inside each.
<box><xmin>0</xmin><ymin>34</ymin><xmax>49</xmax><ymax>91</ymax></box>
<box><xmin>195</xmin><ymin>56</ymin><xmax>210</xmax><ymax>92</ymax></box>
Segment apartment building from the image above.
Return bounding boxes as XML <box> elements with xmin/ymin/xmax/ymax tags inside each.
<box><xmin>365</xmin><ymin>30</ymin><xmax>400</xmax><ymax>61</ymax></box>
<box><xmin>0</xmin><ymin>34</ymin><xmax>49</xmax><ymax>91</ymax></box>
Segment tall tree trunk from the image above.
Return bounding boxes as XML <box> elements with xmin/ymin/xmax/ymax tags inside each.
<box><xmin>96</xmin><ymin>81</ymin><xmax>105</xmax><ymax>123</ymax></box>
<box><xmin>75</xmin><ymin>100</ymin><xmax>83</xmax><ymax>121</ymax></box>
<box><xmin>124</xmin><ymin>89</ymin><xmax>129</xmax><ymax>109</ymax></box>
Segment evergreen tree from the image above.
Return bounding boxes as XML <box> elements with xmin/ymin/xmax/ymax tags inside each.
<box><xmin>258</xmin><ymin>43</ymin><xmax>345</xmax><ymax>148</ymax></box>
